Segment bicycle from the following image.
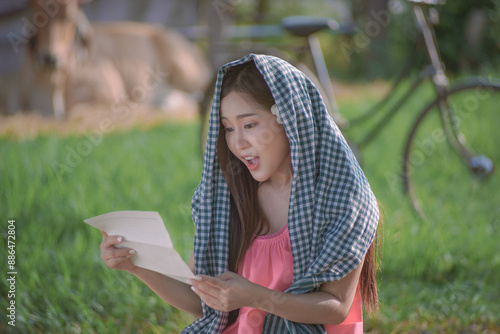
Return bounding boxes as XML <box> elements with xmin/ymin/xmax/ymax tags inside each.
<box><xmin>198</xmin><ymin>0</ymin><xmax>500</xmax><ymax>220</ymax></box>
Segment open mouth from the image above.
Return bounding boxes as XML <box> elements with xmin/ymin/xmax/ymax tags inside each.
<box><xmin>243</xmin><ymin>156</ymin><xmax>260</xmax><ymax>170</ymax></box>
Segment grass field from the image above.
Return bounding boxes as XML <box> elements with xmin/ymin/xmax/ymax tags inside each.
<box><xmin>1</xmin><ymin>81</ymin><xmax>499</xmax><ymax>333</ymax></box>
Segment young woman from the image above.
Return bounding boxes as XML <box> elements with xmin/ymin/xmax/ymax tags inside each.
<box><xmin>100</xmin><ymin>54</ymin><xmax>380</xmax><ymax>333</ymax></box>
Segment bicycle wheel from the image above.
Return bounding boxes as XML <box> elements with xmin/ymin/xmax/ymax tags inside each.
<box><xmin>402</xmin><ymin>80</ymin><xmax>500</xmax><ymax>221</ymax></box>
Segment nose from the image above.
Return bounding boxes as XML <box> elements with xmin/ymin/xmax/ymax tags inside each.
<box><xmin>37</xmin><ymin>53</ymin><xmax>59</xmax><ymax>69</ymax></box>
<box><xmin>233</xmin><ymin>129</ymin><xmax>250</xmax><ymax>151</ymax></box>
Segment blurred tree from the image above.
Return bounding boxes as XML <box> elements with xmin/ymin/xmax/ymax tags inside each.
<box><xmin>349</xmin><ymin>0</ymin><xmax>392</xmax><ymax>78</ymax></box>
<box><xmin>335</xmin><ymin>0</ymin><xmax>500</xmax><ymax>79</ymax></box>
<box><xmin>253</xmin><ymin>0</ymin><xmax>270</xmax><ymax>24</ymax></box>
<box><xmin>187</xmin><ymin>0</ymin><xmax>500</xmax><ymax>79</ymax></box>
<box><xmin>433</xmin><ymin>0</ymin><xmax>500</xmax><ymax>74</ymax></box>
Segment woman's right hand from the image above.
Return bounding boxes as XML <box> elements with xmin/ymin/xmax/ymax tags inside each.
<box><xmin>100</xmin><ymin>231</ymin><xmax>137</xmax><ymax>272</ymax></box>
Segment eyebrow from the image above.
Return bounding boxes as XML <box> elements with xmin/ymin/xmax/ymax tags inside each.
<box><xmin>220</xmin><ymin>113</ymin><xmax>257</xmax><ymax>120</ymax></box>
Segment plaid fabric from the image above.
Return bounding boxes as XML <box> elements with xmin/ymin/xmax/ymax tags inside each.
<box><xmin>183</xmin><ymin>54</ymin><xmax>379</xmax><ymax>333</ymax></box>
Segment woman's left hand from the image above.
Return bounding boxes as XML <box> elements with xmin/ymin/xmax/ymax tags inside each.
<box><xmin>189</xmin><ymin>272</ymin><xmax>260</xmax><ymax>312</ymax></box>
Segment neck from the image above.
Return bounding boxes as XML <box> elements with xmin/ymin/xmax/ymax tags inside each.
<box><xmin>263</xmin><ymin>153</ymin><xmax>293</xmax><ymax>190</ymax></box>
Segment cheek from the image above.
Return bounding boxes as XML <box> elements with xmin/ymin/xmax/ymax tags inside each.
<box><xmin>274</xmin><ymin>133</ymin><xmax>290</xmax><ymax>156</ymax></box>
<box><xmin>224</xmin><ymin>133</ymin><xmax>237</xmax><ymax>155</ymax></box>
<box><xmin>265</xmin><ymin>127</ymin><xmax>288</xmax><ymax>151</ymax></box>
<box><xmin>255</xmin><ymin>128</ymin><xmax>276</xmax><ymax>149</ymax></box>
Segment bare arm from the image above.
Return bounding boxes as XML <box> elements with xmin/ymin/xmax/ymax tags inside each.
<box><xmin>100</xmin><ymin>232</ymin><xmax>203</xmax><ymax>317</ymax></box>
<box><xmin>254</xmin><ymin>263</ymin><xmax>361</xmax><ymax>324</ymax></box>
<box><xmin>190</xmin><ymin>259</ymin><xmax>363</xmax><ymax>325</ymax></box>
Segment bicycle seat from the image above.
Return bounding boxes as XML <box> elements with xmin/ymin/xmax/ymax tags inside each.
<box><xmin>281</xmin><ymin>16</ymin><xmax>341</xmax><ymax>37</ymax></box>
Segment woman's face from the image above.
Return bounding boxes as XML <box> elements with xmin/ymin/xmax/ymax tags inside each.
<box><xmin>220</xmin><ymin>92</ymin><xmax>291</xmax><ymax>183</ymax></box>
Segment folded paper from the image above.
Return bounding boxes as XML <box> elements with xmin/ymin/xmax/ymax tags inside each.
<box><xmin>84</xmin><ymin>211</ymin><xmax>195</xmax><ymax>284</ymax></box>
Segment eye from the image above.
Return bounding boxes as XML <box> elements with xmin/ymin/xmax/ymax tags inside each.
<box><xmin>224</xmin><ymin>127</ymin><xmax>234</xmax><ymax>133</ymax></box>
<box><xmin>244</xmin><ymin>123</ymin><xmax>256</xmax><ymax>129</ymax></box>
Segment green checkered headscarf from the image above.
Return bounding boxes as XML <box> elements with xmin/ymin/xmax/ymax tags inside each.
<box><xmin>184</xmin><ymin>54</ymin><xmax>379</xmax><ymax>333</ymax></box>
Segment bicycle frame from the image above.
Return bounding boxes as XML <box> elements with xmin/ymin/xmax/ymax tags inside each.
<box><xmin>355</xmin><ymin>2</ymin><xmax>448</xmax><ymax>149</ymax></box>
<box><xmin>308</xmin><ymin>34</ymin><xmax>342</xmax><ymax>124</ymax></box>
<box><xmin>309</xmin><ymin>0</ymin><xmax>484</xmax><ymax>166</ymax></box>
<box><xmin>199</xmin><ymin>1</ymin><xmax>491</xmax><ymax>173</ymax></box>
<box><xmin>411</xmin><ymin>1</ymin><xmax>482</xmax><ymax>169</ymax></box>
<box><xmin>304</xmin><ymin>2</ymin><xmax>445</xmax><ymax>149</ymax></box>
<box><xmin>198</xmin><ymin>3</ymin><xmax>498</xmax><ymax>219</ymax></box>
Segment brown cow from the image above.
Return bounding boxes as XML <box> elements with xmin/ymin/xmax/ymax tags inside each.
<box><xmin>9</xmin><ymin>0</ymin><xmax>210</xmax><ymax>119</ymax></box>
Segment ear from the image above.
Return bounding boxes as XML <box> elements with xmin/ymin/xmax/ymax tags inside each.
<box><xmin>74</xmin><ymin>10</ymin><xmax>93</xmax><ymax>54</ymax></box>
<box><xmin>27</xmin><ymin>1</ymin><xmax>38</xmax><ymax>56</ymax></box>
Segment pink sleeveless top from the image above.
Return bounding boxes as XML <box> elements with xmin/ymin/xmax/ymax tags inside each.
<box><xmin>222</xmin><ymin>224</ymin><xmax>363</xmax><ymax>334</ymax></box>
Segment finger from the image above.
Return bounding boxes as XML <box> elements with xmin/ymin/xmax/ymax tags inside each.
<box><xmin>189</xmin><ymin>272</ymin><xmax>234</xmax><ymax>288</ymax></box>
<box><xmin>198</xmin><ymin>274</ymin><xmax>226</xmax><ymax>289</ymax></box>
<box><xmin>191</xmin><ymin>285</ymin><xmax>221</xmax><ymax>308</ymax></box>
<box><xmin>100</xmin><ymin>234</ymin><xmax>125</xmax><ymax>250</ymax></box>
<box><xmin>194</xmin><ymin>278</ymin><xmax>226</xmax><ymax>300</ymax></box>
<box><xmin>195</xmin><ymin>282</ymin><xmax>221</xmax><ymax>297</ymax></box>
<box><xmin>103</xmin><ymin>247</ymin><xmax>135</xmax><ymax>261</ymax></box>
<box><xmin>105</xmin><ymin>256</ymin><xmax>132</xmax><ymax>270</ymax></box>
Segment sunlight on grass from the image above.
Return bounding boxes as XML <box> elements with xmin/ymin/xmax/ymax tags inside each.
<box><xmin>1</xmin><ymin>80</ymin><xmax>498</xmax><ymax>332</ymax></box>
<box><xmin>0</xmin><ymin>123</ymin><xmax>199</xmax><ymax>333</ymax></box>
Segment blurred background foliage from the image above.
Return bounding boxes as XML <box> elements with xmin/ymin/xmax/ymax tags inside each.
<box><xmin>1</xmin><ymin>0</ymin><xmax>498</xmax><ymax>81</ymax></box>
<box><xmin>214</xmin><ymin>0</ymin><xmax>500</xmax><ymax>80</ymax></box>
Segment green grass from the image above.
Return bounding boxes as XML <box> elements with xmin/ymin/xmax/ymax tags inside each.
<box><xmin>1</xmin><ymin>80</ymin><xmax>499</xmax><ymax>333</ymax></box>
<box><xmin>341</xmin><ymin>79</ymin><xmax>500</xmax><ymax>333</ymax></box>
<box><xmin>1</xmin><ymin>124</ymin><xmax>200</xmax><ymax>333</ymax></box>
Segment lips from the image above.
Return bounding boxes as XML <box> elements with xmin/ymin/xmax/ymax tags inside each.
<box><xmin>242</xmin><ymin>156</ymin><xmax>260</xmax><ymax>171</ymax></box>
